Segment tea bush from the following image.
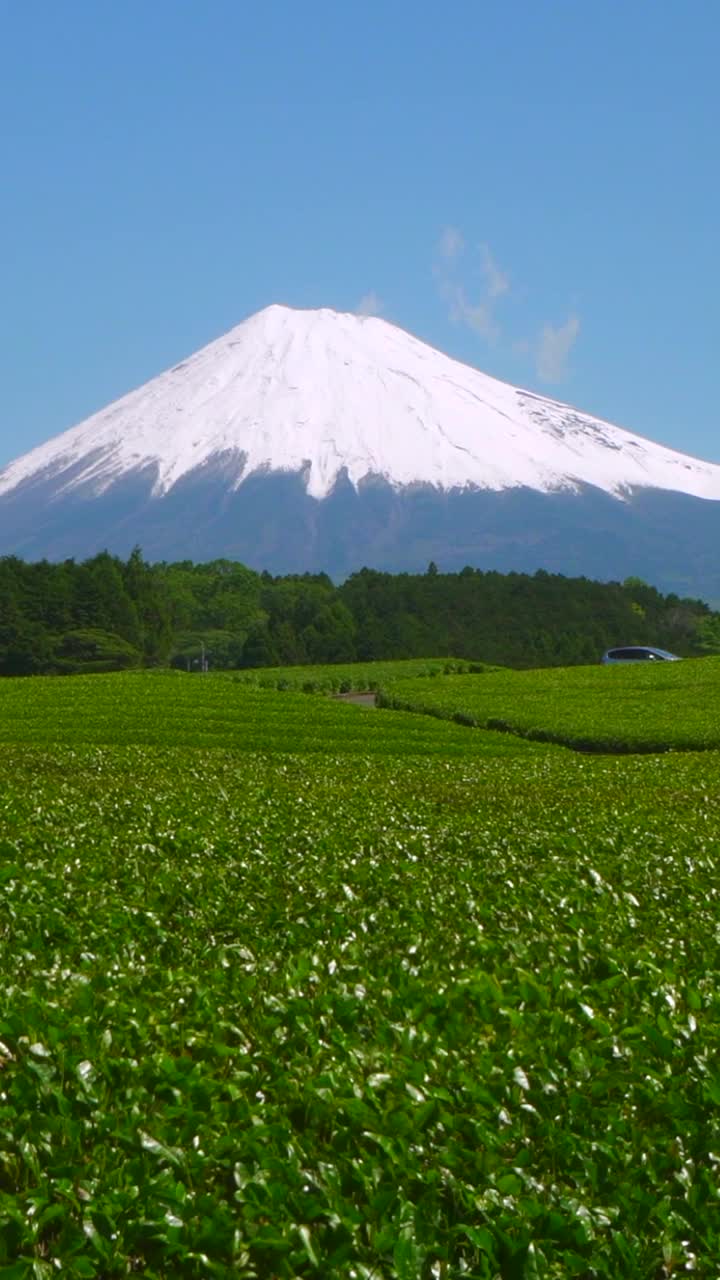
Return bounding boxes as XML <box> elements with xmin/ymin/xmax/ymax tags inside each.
<box><xmin>0</xmin><ymin>744</ymin><xmax>718</xmax><ymax>1274</ymax></box>
<box><xmin>1</xmin><ymin>669</ymin><xmax>719</xmax><ymax>1275</ymax></box>
<box><xmin>380</xmin><ymin>656</ymin><xmax>720</xmax><ymax>752</ymax></box>
<box><xmin>0</xmin><ymin>671</ymin><xmax>542</xmax><ymax>759</ymax></box>
<box><xmin>232</xmin><ymin>657</ymin><xmax>496</xmax><ymax>694</ymax></box>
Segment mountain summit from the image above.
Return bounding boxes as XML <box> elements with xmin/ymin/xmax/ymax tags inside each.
<box><xmin>2</xmin><ymin>303</ymin><xmax>720</xmax><ymax>505</ymax></box>
<box><xmin>1</xmin><ymin>305</ymin><xmax>719</xmax><ymax>598</ymax></box>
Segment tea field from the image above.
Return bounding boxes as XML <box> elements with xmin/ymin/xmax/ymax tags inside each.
<box><xmin>0</xmin><ymin>670</ymin><xmax>719</xmax><ymax>1277</ymax></box>
<box><xmin>232</xmin><ymin>657</ymin><xmax>495</xmax><ymax>694</ymax></box>
<box><xmin>380</xmin><ymin>655</ymin><xmax>720</xmax><ymax>753</ymax></box>
<box><xmin>0</xmin><ymin>671</ymin><xmax>544</xmax><ymax>759</ymax></box>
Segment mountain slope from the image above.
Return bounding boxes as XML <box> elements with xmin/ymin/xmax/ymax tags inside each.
<box><xmin>1</xmin><ymin>305</ymin><xmax>719</xmax><ymax>600</ymax></box>
<box><xmin>2</xmin><ymin>304</ymin><xmax>720</xmax><ymax>504</ymax></box>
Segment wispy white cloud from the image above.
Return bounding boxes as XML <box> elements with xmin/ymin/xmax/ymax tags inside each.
<box><xmin>438</xmin><ymin>225</ymin><xmax>464</xmax><ymax>261</ymax></box>
<box><xmin>434</xmin><ymin>229</ymin><xmax>509</xmax><ymax>343</ymax></box>
<box><xmin>355</xmin><ymin>291</ymin><xmax>385</xmax><ymax>317</ymax></box>
<box><xmin>435</xmin><ymin>225</ymin><xmax>580</xmax><ymax>383</ymax></box>
<box><xmin>536</xmin><ymin>314</ymin><xmax>580</xmax><ymax>383</ymax></box>
<box><xmin>480</xmin><ymin>244</ymin><xmax>509</xmax><ymax>300</ymax></box>
<box><xmin>452</xmin><ymin>293</ymin><xmax>496</xmax><ymax>339</ymax></box>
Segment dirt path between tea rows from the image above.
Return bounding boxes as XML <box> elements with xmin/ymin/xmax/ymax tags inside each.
<box><xmin>333</xmin><ymin>692</ymin><xmax>378</xmax><ymax>708</ymax></box>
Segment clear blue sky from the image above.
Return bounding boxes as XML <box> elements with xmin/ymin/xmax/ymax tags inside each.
<box><xmin>1</xmin><ymin>0</ymin><xmax>718</xmax><ymax>466</ymax></box>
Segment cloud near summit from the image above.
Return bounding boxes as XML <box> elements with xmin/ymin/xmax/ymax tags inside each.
<box><xmin>435</xmin><ymin>225</ymin><xmax>579</xmax><ymax>384</ymax></box>
<box><xmin>536</xmin><ymin>315</ymin><xmax>581</xmax><ymax>383</ymax></box>
<box><xmin>355</xmin><ymin>291</ymin><xmax>385</xmax><ymax>317</ymax></box>
<box><xmin>434</xmin><ymin>227</ymin><xmax>509</xmax><ymax>343</ymax></box>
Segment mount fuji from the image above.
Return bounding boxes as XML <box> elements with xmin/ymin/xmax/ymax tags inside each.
<box><xmin>1</xmin><ymin>304</ymin><xmax>719</xmax><ymax>598</ymax></box>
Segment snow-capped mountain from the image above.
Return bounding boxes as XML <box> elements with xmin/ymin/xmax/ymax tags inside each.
<box><xmin>1</xmin><ymin>305</ymin><xmax>719</xmax><ymax>599</ymax></box>
<box><xmin>3</xmin><ymin>303</ymin><xmax>720</xmax><ymax>504</ymax></box>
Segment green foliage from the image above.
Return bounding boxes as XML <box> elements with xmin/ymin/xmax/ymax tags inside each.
<box><xmin>0</xmin><ymin>670</ymin><xmax>542</xmax><ymax>758</ymax></box>
<box><xmin>380</xmin><ymin>656</ymin><xmax>720</xmax><ymax>752</ymax></box>
<box><xmin>1</xmin><ymin>552</ymin><xmax>718</xmax><ymax>676</ymax></box>
<box><xmin>52</xmin><ymin>629</ymin><xmax>142</xmax><ymax>674</ymax></box>
<box><xmin>696</xmin><ymin>615</ymin><xmax>720</xmax><ymax>654</ymax></box>
<box><xmin>1</xmin><ymin>664</ymin><xmax>720</xmax><ymax>1272</ymax></box>
<box><xmin>341</xmin><ymin>566</ymin><xmax>714</xmax><ymax>667</ymax></box>
<box><xmin>170</xmin><ymin>630</ymin><xmax>245</xmax><ymax>672</ymax></box>
<box><xmin>233</xmin><ymin>656</ymin><xmax>497</xmax><ymax>693</ymax></box>
<box><xmin>0</xmin><ymin>740</ymin><xmax>718</xmax><ymax>1274</ymax></box>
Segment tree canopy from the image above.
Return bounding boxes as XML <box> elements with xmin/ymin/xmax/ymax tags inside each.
<box><xmin>0</xmin><ymin>550</ymin><xmax>716</xmax><ymax>675</ymax></box>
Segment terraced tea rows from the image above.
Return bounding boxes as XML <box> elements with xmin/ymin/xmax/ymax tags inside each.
<box><xmin>0</xmin><ymin>670</ymin><xmax>719</xmax><ymax>1275</ymax></box>
<box><xmin>380</xmin><ymin>655</ymin><xmax>720</xmax><ymax>752</ymax></box>
<box><xmin>0</xmin><ymin>671</ymin><xmax>544</xmax><ymax>759</ymax></box>
<box><xmin>232</xmin><ymin>657</ymin><xmax>494</xmax><ymax>693</ymax></box>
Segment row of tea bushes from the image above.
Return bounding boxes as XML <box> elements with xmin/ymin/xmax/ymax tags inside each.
<box><xmin>379</xmin><ymin>656</ymin><xmax>720</xmax><ymax>752</ymax></box>
<box><xmin>0</xmin><ymin>742</ymin><xmax>718</xmax><ymax>1274</ymax></box>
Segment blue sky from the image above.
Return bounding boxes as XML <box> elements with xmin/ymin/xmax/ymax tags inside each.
<box><xmin>1</xmin><ymin>0</ymin><xmax>718</xmax><ymax>466</ymax></box>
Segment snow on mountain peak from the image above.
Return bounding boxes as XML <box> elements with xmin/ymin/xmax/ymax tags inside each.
<box><xmin>2</xmin><ymin>303</ymin><xmax>720</xmax><ymax>504</ymax></box>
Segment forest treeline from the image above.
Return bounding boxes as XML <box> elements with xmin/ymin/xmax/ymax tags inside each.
<box><xmin>1</xmin><ymin>548</ymin><xmax>719</xmax><ymax>675</ymax></box>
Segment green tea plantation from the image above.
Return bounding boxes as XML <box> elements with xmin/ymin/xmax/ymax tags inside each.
<box><xmin>0</xmin><ymin>666</ymin><xmax>718</xmax><ymax>1277</ymax></box>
